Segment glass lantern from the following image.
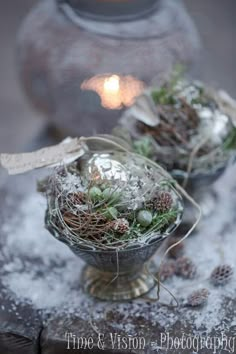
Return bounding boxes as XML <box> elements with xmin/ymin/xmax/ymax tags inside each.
<box><xmin>18</xmin><ymin>0</ymin><xmax>199</xmax><ymax>136</ymax></box>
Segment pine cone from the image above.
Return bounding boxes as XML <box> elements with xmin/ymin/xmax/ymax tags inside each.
<box><xmin>210</xmin><ymin>264</ymin><xmax>233</xmax><ymax>286</ymax></box>
<box><xmin>176</xmin><ymin>256</ymin><xmax>197</xmax><ymax>279</ymax></box>
<box><xmin>187</xmin><ymin>288</ymin><xmax>209</xmax><ymax>307</ymax></box>
<box><xmin>159</xmin><ymin>260</ymin><xmax>176</xmax><ymax>282</ymax></box>
<box><xmin>167</xmin><ymin>237</ymin><xmax>184</xmax><ymax>259</ymax></box>
<box><xmin>109</xmin><ymin>218</ymin><xmax>129</xmax><ymax>234</ymax></box>
<box><xmin>154</xmin><ymin>192</ymin><xmax>173</xmax><ymax>213</ymax></box>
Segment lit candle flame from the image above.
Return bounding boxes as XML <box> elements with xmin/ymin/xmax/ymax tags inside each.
<box><xmin>104</xmin><ymin>75</ymin><xmax>120</xmax><ymax>93</ymax></box>
<box><xmin>81</xmin><ymin>74</ymin><xmax>145</xmax><ymax>110</ymax></box>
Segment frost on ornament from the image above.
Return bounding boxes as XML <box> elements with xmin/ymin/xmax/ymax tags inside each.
<box><xmin>42</xmin><ymin>150</ymin><xmax>183</xmax><ymax>251</ymax></box>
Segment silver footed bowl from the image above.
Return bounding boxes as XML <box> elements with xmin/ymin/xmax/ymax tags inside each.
<box><xmin>44</xmin><ymin>147</ymin><xmax>184</xmax><ymax>301</ymax></box>
<box><xmin>45</xmin><ymin>201</ymin><xmax>183</xmax><ymax>301</ymax></box>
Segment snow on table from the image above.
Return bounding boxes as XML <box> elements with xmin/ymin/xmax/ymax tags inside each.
<box><xmin>0</xmin><ymin>165</ymin><xmax>236</xmax><ymax>353</ymax></box>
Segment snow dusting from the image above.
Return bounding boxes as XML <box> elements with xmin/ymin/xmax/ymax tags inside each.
<box><xmin>0</xmin><ymin>165</ymin><xmax>236</xmax><ymax>337</ymax></box>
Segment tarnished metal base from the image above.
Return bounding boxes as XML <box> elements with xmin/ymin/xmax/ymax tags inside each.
<box><xmin>81</xmin><ymin>263</ymin><xmax>156</xmax><ymax>301</ymax></box>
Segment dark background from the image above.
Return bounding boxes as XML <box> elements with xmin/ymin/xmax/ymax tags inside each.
<box><xmin>0</xmin><ymin>0</ymin><xmax>235</xmax><ymax>152</ymax></box>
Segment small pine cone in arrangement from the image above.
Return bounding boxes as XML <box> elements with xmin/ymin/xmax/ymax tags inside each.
<box><xmin>176</xmin><ymin>256</ymin><xmax>197</xmax><ymax>279</ymax></box>
<box><xmin>210</xmin><ymin>264</ymin><xmax>234</xmax><ymax>286</ymax></box>
<box><xmin>155</xmin><ymin>191</ymin><xmax>173</xmax><ymax>213</ymax></box>
<box><xmin>159</xmin><ymin>260</ymin><xmax>176</xmax><ymax>282</ymax></box>
<box><xmin>187</xmin><ymin>288</ymin><xmax>209</xmax><ymax>307</ymax></box>
<box><xmin>109</xmin><ymin>218</ymin><xmax>129</xmax><ymax>234</ymax></box>
<box><xmin>167</xmin><ymin>237</ymin><xmax>184</xmax><ymax>259</ymax></box>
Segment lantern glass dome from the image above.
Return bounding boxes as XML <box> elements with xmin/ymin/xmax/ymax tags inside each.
<box><xmin>18</xmin><ymin>0</ymin><xmax>200</xmax><ymax>136</ymax></box>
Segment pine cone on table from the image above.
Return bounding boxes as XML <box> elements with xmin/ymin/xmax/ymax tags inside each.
<box><xmin>159</xmin><ymin>260</ymin><xmax>176</xmax><ymax>282</ymax></box>
<box><xmin>176</xmin><ymin>256</ymin><xmax>197</xmax><ymax>279</ymax></box>
<box><xmin>187</xmin><ymin>288</ymin><xmax>209</xmax><ymax>307</ymax></box>
<box><xmin>210</xmin><ymin>264</ymin><xmax>233</xmax><ymax>286</ymax></box>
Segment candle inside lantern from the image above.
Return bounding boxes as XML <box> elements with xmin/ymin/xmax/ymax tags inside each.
<box><xmin>81</xmin><ymin>74</ymin><xmax>145</xmax><ymax>110</ymax></box>
<box><xmin>103</xmin><ymin>75</ymin><xmax>121</xmax><ymax>110</ymax></box>
<box><xmin>104</xmin><ymin>75</ymin><xmax>120</xmax><ymax>93</ymax></box>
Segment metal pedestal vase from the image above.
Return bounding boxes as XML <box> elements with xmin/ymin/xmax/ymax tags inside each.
<box><xmin>81</xmin><ymin>262</ymin><xmax>156</xmax><ymax>301</ymax></box>
<box><xmin>47</xmin><ymin>230</ymin><xmax>176</xmax><ymax>301</ymax></box>
<box><xmin>70</xmin><ymin>240</ymin><xmax>165</xmax><ymax>301</ymax></box>
<box><xmin>46</xmin><ymin>193</ymin><xmax>183</xmax><ymax>301</ymax></box>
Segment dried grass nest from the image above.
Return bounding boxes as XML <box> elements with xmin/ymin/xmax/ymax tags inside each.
<box><xmin>41</xmin><ymin>151</ymin><xmax>183</xmax><ymax>251</ymax></box>
<box><xmin>118</xmin><ymin>79</ymin><xmax>236</xmax><ymax>175</ymax></box>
